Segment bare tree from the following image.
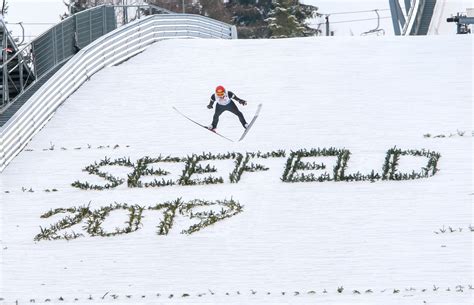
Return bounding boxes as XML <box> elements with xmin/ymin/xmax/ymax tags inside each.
<box><xmin>1</xmin><ymin>0</ymin><xmax>8</xmax><ymax>16</ymax></box>
<box><xmin>62</xmin><ymin>0</ymin><xmax>145</xmax><ymax>19</ymax></box>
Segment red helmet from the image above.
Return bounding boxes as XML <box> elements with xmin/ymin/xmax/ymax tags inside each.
<box><xmin>215</xmin><ymin>85</ymin><xmax>225</xmax><ymax>97</ymax></box>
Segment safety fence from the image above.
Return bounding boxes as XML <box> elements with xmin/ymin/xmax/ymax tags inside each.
<box><xmin>0</xmin><ymin>12</ymin><xmax>237</xmax><ymax>172</ymax></box>
<box><xmin>1</xmin><ymin>6</ymin><xmax>117</xmax><ymax>108</ymax></box>
<box><xmin>32</xmin><ymin>6</ymin><xmax>117</xmax><ymax>79</ymax></box>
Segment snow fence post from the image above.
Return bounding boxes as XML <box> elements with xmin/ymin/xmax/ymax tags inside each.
<box><xmin>231</xmin><ymin>25</ymin><xmax>238</xmax><ymax>39</ymax></box>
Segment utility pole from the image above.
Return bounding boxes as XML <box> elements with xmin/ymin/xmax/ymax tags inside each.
<box><xmin>2</xmin><ymin>28</ymin><xmax>9</xmax><ymax>107</ymax></box>
<box><xmin>325</xmin><ymin>15</ymin><xmax>330</xmax><ymax>36</ymax></box>
<box><xmin>123</xmin><ymin>0</ymin><xmax>128</xmax><ymax>25</ymax></box>
<box><xmin>182</xmin><ymin>0</ymin><xmax>185</xmax><ymax>13</ymax></box>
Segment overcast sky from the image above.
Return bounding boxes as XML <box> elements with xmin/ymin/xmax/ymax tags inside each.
<box><xmin>6</xmin><ymin>0</ymin><xmax>65</xmax><ymax>43</ymax></box>
<box><xmin>301</xmin><ymin>0</ymin><xmax>394</xmax><ymax>36</ymax></box>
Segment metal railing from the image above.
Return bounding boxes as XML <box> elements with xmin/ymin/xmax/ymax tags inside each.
<box><xmin>0</xmin><ymin>4</ymin><xmax>173</xmax><ymax>112</ymax></box>
<box><xmin>0</xmin><ymin>19</ymin><xmax>35</xmax><ymax>108</ymax></box>
<box><xmin>0</xmin><ymin>5</ymin><xmax>120</xmax><ymax>111</ymax></box>
<box><xmin>0</xmin><ymin>12</ymin><xmax>237</xmax><ymax>172</ymax></box>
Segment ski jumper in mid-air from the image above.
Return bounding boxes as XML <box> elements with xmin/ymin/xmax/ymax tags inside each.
<box><xmin>207</xmin><ymin>85</ymin><xmax>248</xmax><ymax>131</ymax></box>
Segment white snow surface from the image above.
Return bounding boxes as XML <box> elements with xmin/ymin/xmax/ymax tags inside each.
<box><xmin>0</xmin><ymin>36</ymin><xmax>473</xmax><ymax>305</ymax></box>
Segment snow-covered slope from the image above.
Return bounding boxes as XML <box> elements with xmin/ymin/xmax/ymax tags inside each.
<box><xmin>0</xmin><ymin>36</ymin><xmax>472</xmax><ymax>305</ymax></box>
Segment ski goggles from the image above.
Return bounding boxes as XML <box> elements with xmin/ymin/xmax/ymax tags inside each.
<box><xmin>216</xmin><ymin>90</ymin><xmax>225</xmax><ymax>97</ymax></box>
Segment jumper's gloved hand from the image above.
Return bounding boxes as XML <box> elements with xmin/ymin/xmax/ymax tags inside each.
<box><xmin>239</xmin><ymin>99</ymin><xmax>247</xmax><ymax>106</ymax></box>
<box><xmin>207</xmin><ymin>103</ymin><xmax>213</xmax><ymax>109</ymax></box>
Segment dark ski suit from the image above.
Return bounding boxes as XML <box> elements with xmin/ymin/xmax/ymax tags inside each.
<box><xmin>207</xmin><ymin>91</ymin><xmax>248</xmax><ymax>129</ymax></box>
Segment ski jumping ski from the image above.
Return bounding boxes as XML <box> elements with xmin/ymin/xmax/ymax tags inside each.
<box><xmin>172</xmin><ymin>107</ymin><xmax>234</xmax><ymax>142</ymax></box>
<box><xmin>173</xmin><ymin>103</ymin><xmax>262</xmax><ymax>142</ymax></box>
<box><xmin>238</xmin><ymin>103</ymin><xmax>262</xmax><ymax>141</ymax></box>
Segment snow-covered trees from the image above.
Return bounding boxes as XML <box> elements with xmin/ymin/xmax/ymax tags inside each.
<box><xmin>61</xmin><ymin>0</ymin><xmax>88</xmax><ymax>18</ymax></box>
<box><xmin>62</xmin><ymin>0</ymin><xmax>319</xmax><ymax>38</ymax></box>
<box><xmin>265</xmin><ymin>0</ymin><xmax>318</xmax><ymax>38</ymax></box>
